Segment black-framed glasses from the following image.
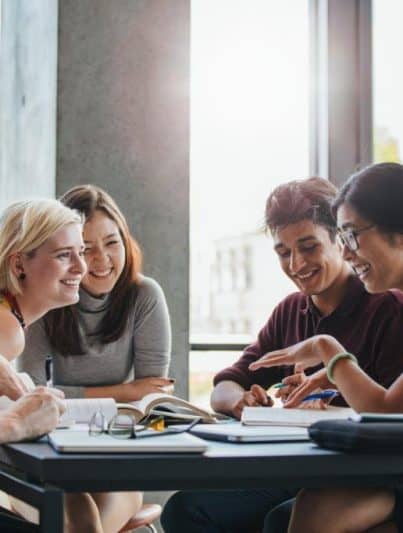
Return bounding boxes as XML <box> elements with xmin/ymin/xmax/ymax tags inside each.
<box><xmin>88</xmin><ymin>409</ymin><xmax>201</xmax><ymax>439</ymax></box>
<box><xmin>337</xmin><ymin>224</ymin><xmax>374</xmax><ymax>252</ymax></box>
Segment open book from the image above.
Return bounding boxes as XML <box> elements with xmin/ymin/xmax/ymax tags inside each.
<box><xmin>59</xmin><ymin>392</ymin><xmax>217</xmax><ymax>426</ymax></box>
<box><xmin>0</xmin><ymin>373</ymin><xmax>217</xmax><ymax>426</ymax></box>
<box><xmin>119</xmin><ymin>392</ymin><xmax>217</xmax><ymax>424</ymax></box>
<box><xmin>241</xmin><ymin>406</ymin><xmax>355</xmax><ymax>428</ymax></box>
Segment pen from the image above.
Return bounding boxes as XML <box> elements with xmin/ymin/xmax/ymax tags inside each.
<box><xmin>273</xmin><ymin>383</ymin><xmax>286</xmax><ymax>389</ymax></box>
<box><xmin>301</xmin><ymin>389</ymin><xmax>339</xmax><ymax>402</ymax></box>
<box><xmin>45</xmin><ymin>355</ymin><xmax>53</xmax><ymax>387</ymax></box>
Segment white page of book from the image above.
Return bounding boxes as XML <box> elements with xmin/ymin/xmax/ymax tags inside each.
<box><xmin>60</xmin><ymin>398</ymin><xmax>118</xmax><ymax>426</ymax></box>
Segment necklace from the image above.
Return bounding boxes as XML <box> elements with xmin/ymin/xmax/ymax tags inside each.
<box><xmin>1</xmin><ymin>291</ymin><xmax>26</xmax><ymax>329</ymax></box>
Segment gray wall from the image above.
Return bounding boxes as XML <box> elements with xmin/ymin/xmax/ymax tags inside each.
<box><xmin>0</xmin><ymin>0</ymin><xmax>57</xmax><ymax>210</ymax></box>
<box><xmin>56</xmin><ymin>0</ymin><xmax>190</xmax><ymax>399</ymax></box>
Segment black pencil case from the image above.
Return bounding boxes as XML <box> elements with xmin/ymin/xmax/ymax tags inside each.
<box><xmin>309</xmin><ymin>419</ymin><xmax>403</xmax><ymax>452</ymax></box>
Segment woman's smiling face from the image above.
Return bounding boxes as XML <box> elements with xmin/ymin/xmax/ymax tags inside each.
<box><xmin>337</xmin><ymin>202</ymin><xmax>403</xmax><ymax>293</ymax></box>
<box><xmin>81</xmin><ymin>210</ymin><xmax>126</xmax><ymax>296</ymax></box>
<box><xmin>17</xmin><ymin>222</ymin><xmax>86</xmax><ymax>310</ymax></box>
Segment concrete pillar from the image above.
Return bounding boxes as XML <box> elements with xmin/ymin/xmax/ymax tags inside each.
<box><xmin>56</xmin><ymin>0</ymin><xmax>190</xmax><ymax>398</ymax></box>
<box><xmin>0</xmin><ymin>0</ymin><xmax>57</xmax><ymax>210</ymax></box>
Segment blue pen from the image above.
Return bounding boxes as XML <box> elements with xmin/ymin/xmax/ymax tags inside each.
<box><xmin>301</xmin><ymin>389</ymin><xmax>339</xmax><ymax>402</ymax></box>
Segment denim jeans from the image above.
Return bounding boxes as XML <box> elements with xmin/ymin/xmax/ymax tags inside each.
<box><xmin>161</xmin><ymin>488</ymin><xmax>298</xmax><ymax>533</ymax></box>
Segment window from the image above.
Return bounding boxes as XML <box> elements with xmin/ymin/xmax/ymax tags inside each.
<box><xmin>373</xmin><ymin>0</ymin><xmax>403</xmax><ymax>163</ymax></box>
<box><xmin>190</xmin><ymin>0</ymin><xmax>310</xmax><ymax>406</ymax></box>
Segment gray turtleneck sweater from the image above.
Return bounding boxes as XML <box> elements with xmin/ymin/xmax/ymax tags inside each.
<box><xmin>18</xmin><ymin>275</ymin><xmax>171</xmax><ymax>398</ymax></box>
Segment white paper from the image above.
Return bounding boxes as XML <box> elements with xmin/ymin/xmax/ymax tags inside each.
<box><xmin>59</xmin><ymin>398</ymin><xmax>118</xmax><ymax>426</ymax></box>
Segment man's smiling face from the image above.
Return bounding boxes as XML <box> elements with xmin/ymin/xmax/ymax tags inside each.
<box><xmin>273</xmin><ymin>219</ymin><xmax>345</xmax><ymax>297</ymax></box>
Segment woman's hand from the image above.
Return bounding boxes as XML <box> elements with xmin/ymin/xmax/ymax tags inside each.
<box><xmin>274</xmin><ymin>371</ymin><xmax>306</xmax><ymax>403</ymax></box>
<box><xmin>282</xmin><ymin>368</ymin><xmax>334</xmax><ymax>408</ymax></box>
<box><xmin>249</xmin><ymin>335</ymin><xmax>345</xmax><ymax>373</ymax></box>
<box><xmin>84</xmin><ymin>377</ymin><xmax>175</xmax><ymax>403</ymax></box>
<box><xmin>0</xmin><ymin>354</ymin><xmax>30</xmax><ymax>400</ymax></box>
<box><xmin>122</xmin><ymin>377</ymin><xmax>175</xmax><ymax>402</ymax></box>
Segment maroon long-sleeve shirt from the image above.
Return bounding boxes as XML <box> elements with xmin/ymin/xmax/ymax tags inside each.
<box><xmin>214</xmin><ymin>275</ymin><xmax>403</xmax><ymax>406</ymax></box>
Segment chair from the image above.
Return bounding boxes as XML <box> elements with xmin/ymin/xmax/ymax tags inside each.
<box><xmin>119</xmin><ymin>503</ymin><xmax>162</xmax><ymax>532</ymax></box>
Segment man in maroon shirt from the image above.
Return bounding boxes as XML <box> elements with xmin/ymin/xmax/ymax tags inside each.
<box><xmin>162</xmin><ymin>177</ymin><xmax>403</xmax><ymax>533</ymax></box>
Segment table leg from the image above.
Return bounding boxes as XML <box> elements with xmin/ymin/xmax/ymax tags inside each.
<box><xmin>39</xmin><ymin>485</ymin><xmax>63</xmax><ymax>532</ymax></box>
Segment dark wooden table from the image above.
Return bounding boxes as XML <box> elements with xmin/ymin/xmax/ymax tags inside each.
<box><xmin>1</xmin><ymin>438</ymin><xmax>403</xmax><ymax>532</ymax></box>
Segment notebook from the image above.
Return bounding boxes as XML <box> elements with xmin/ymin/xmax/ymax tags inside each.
<box><xmin>191</xmin><ymin>422</ymin><xmax>309</xmax><ymax>443</ymax></box>
<box><xmin>241</xmin><ymin>406</ymin><xmax>355</xmax><ymax>428</ymax></box>
<box><xmin>48</xmin><ymin>428</ymin><xmax>208</xmax><ymax>453</ymax></box>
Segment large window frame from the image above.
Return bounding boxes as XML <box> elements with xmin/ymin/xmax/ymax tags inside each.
<box><xmin>190</xmin><ymin>0</ymin><xmax>373</xmax><ymax>360</ymax></box>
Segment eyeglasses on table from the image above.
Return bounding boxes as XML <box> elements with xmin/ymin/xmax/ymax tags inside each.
<box><xmin>88</xmin><ymin>410</ymin><xmax>201</xmax><ymax>439</ymax></box>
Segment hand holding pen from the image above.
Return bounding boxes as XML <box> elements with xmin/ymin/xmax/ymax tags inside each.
<box><xmin>272</xmin><ymin>370</ymin><xmax>306</xmax><ymax>403</ymax></box>
<box><xmin>273</xmin><ymin>368</ymin><xmax>338</xmax><ymax>408</ymax></box>
<box><xmin>232</xmin><ymin>384</ymin><xmax>273</xmax><ymax>420</ymax></box>
<box><xmin>273</xmin><ymin>383</ymin><xmax>339</xmax><ymax>409</ymax></box>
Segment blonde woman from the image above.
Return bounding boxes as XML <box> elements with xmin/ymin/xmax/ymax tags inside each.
<box><xmin>0</xmin><ymin>199</ymin><xmax>109</xmax><ymax>533</ymax></box>
<box><xmin>20</xmin><ymin>186</ymin><xmax>172</xmax><ymax>533</ymax></box>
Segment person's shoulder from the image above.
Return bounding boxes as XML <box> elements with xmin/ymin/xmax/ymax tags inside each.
<box><xmin>0</xmin><ymin>305</ymin><xmax>22</xmax><ymax>335</ymax></box>
<box><xmin>273</xmin><ymin>291</ymin><xmax>306</xmax><ymax>311</ymax></box>
<box><xmin>0</xmin><ymin>307</ymin><xmax>25</xmax><ymax>358</ymax></box>
<box><xmin>136</xmin><ymin>275</ymin><xmax>165</xmax><ymax>301</ymax></box>
<box><xmin>258</xmin><ymin>292</ymin><xmax>306</xmax><ymax>330</ymax></box>
<box><xmin>365</xmin><ymin>288</ymin><xmax>403</xmax><ymax>313</ymax></box>
<box><xmin>385</xmin><ymin>289</ymin><xmax>403</xmax><ymax>307</ymax></box>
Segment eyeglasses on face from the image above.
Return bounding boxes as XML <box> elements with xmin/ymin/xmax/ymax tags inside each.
<box><xmin>337</xmin><ymin>224</ymin><xmax>374</xmax><ymax>252</ymax></box>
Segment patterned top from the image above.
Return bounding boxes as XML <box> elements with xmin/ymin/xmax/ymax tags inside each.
<box><xmin>0</xmin><ymin>292</ymin><xmax>25</xmax><ymax>328</ymax></box>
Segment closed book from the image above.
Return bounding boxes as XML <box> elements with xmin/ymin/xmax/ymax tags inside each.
<box><xmin>241</xmin><ymin>406</ymin><xmax>355</xmax><ymax>428</ymax></box>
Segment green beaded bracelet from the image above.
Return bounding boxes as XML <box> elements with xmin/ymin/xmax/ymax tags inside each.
<box><xmin>326</xmin><ymin>352</ymin><xmax>358</xmax><ymax>385</ymax></box>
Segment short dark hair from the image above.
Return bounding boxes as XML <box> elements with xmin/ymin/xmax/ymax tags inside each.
<box><xmin>265</xmin><ymin>177</ymin><xmax>338</xmax><ymax>239</ymax></box>
<box><xmin>333</xmin><ymin>162</ymin><xmax>403</xmax><ymax>234</ymax></box>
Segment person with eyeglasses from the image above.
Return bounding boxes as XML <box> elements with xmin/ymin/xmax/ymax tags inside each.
<box><xmin>161</xmin><ymin>175</ymin><xmax>403</xmax><ymax>533</ymax></box>
<box><xmin>337</xmin><ymin>223</ymin><xmax>375</xmax><ymax>251</ymax></box>
<box><xmin>250</xmin><ymin>162</ymin><xmax>403</xmax><ymax>533</ymax></box>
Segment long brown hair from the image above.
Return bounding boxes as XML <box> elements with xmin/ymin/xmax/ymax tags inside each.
<box><xmin>44</xmin><ymin>185</ymin><xmax>143</xmax><ymax>355</ymax></box>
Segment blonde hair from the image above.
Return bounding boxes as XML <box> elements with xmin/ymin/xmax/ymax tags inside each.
<box><xmin>0</xmin><ymin>198</ymin><xmax>82</xmax><ymax>295</ymax></box>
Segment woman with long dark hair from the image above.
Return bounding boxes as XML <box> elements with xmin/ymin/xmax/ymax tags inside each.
<box><xmin>251</xmin><ymin>162</ymin><xmax>403</xmax><ymax>532</ymax></box>
<box><xmin>20</xmin><ymin>185</ymin><xmax>172</xmax><ymax>532</ymax></box>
